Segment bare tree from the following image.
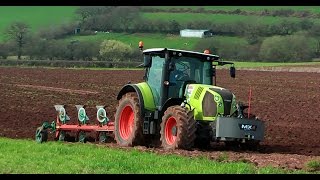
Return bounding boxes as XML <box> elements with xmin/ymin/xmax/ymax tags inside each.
<box><xmin>110</xmin><ymin>6</ymin><xmax>140</xmax><ymax>32</ymax></box>
<box><xmin>6</xmin><ymin>22</ymin><xmax>30</xmax><ymax>60</ymax></box>
<box><xmin>76</xmin><ymin>6</ymin><xmax>114</xmax><ymax>26</ymax></box>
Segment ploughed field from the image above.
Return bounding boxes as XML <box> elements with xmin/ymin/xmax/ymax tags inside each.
<box><xmin>0</xmin><ymin>67</ymin><xmax>319</xmax><ymax>170</ymax></box>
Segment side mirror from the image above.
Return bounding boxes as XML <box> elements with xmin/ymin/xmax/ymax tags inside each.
<box><xmin>230</xmin><ymin>66</ymin><xmax>236</xmax><ymax>78</ymax></box>
<box><xmin>209</xmin><ymin>66</ymin><xmax>216</xmax><ymax>76</ymax></box>
<box><xmin>212</xmin><ymin>66</ymin><xmax>216</xmax><ymax>76</ymax></box>
<box><xmin>143</xmin><ymin>55</ymin><xmax>151</xmax><ymax>67</ymax></box>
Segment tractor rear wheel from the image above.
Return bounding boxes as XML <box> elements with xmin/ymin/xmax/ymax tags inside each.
<box><xmin>114</xmin><ymin>92</ymin><xmax>144</xmax><ymax>147</ymax></box>
<box><xmin>160</xmin><ymin>106</ymin><xmax>196</xmax><ymax>150</ymax></box>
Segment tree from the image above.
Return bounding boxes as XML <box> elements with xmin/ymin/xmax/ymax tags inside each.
<box><xmin>299</xmin><ymin>19</ymin><xmax>314</xmax><ymax>30</ymax></box>
<box><xmin>308</xmin><ymin>23</ymin><xmax>320</xmax><ymax>37</ymax></box>
<box><xmin>194</xmin><ymin>38</ymin><xmax>219</xmax><ymax>55</ymax></box>
<box><xmin>169</xmin><ymin>20</ymin><xmax>180</xmax><ymax>34</ymax></box>
<box><xmin>5</xmin><ymin>22</ymin><xmax>30</xmax><ymax>60</ymax></box>
<box><xmin>24</xmin><ymin>35</ymin><xmax>46</xmax><ymax>60</ymax></box>
<box><xmin>76</xmin><ymin>6</ymin><xmax>114</xmax><ymax>25</ymax></box>
<box><xmin>46</xmin><ymin>40</ymin><xmax>69</xmax><ymax>60</ymax></box>
<box><xmin>0</xmin><ymin>42</ymin><xmax>13</xmax><ymax>59</ymax></box>
<box><xmin>259</xmin><ymin>35</ymin><xmax>315</xmax><ymax>62</ymax></box>
<box><xmin>278</xmin><ymin>20</ymin><xmax>298</xmax><ymax>35</ymax></box>
<box><xmin>194</xmin><ymin>37</ymin><xmax>249</xmax><ymax>61</ymax></box>
<box><xmin>73</xmin><ymin>41</ymin><xmax>100</xmax><ymax>61</ymax></box>
<box><xmin>109</xmin><ymin>6</ymin><xmax>140</xmax><ymax>32</ymax></box>
<box><xmin>99</xmin><ymin>40</ymin><xmax>133</xmax><ymax>61</ymax></box>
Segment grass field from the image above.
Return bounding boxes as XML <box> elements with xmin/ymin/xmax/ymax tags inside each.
<box><xmin>66</xmin><ymin>32</ymin><xmax>248</xmax><ymax>50</ymax></box>
<box><xmin>0</xmin><ymin>6</ymin><xmax>78</xmax><ymax>41</ymax></box>
<box><xmin>1</xmin><ymin>6</ymin><xmax>318</xmax><ymax>44</ymax></box>
<box><xmin>142</xmin><ymin>13</ymin><xmax>320</xmax><ymax>25</ymax></box>
<box><xmin>66</xmin><ymin>32</ymin><xmax>202</xmax><ymax>50</ymax></box>
<box><xmin>0</xmin><ymin>137</ymin><xmax>308</xmax><ymax>174</ymax></box>
<box><xmin>232</xmin><ymin>61</ymin><xmax>320</xmax><ymax>68</ymax></box>
<box><xmin>143</xmin><ymin>6</ymin><xmax>320</xmax><ymax>13</ymax></box>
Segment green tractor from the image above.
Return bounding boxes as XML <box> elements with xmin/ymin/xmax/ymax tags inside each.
<box><xmin>114</xmin><ymin>48</ymin><xmax>264</xmax><ymax>150</ymax></box>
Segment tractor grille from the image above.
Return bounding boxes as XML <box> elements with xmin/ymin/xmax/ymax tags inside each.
<box><xmin>202</xmin><ymin>92</ymin><xmax>217</xmax><ymax>117</ymax></box>
<box><xmin>209</xmin><ymin>88</ymin><xmax>233</xmax><ymax>115</ymax></box>
<box><xmin>194</xmin><ymin>87</ymin><xmax>204</xmax><ymax>100</ymax></box>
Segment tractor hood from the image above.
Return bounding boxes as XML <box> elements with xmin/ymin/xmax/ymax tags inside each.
<box><xmin>209</xmin><ymin>86</ymin><xmax>234</xmax><ymax>115</ymax></box>
<box><xmin>184</xmin><ymin>84</ymin><xmax>237</xmax><ymax>121</ymax></box>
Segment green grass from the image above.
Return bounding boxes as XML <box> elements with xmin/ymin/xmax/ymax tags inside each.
<box><xmin>305</xmin><ymin>160</ymin><xmax>320</xmax><ymax>172</ymax></box>
<box><xmin>66</xmin><ymin>32</ymin><xmax>202</xmax><ymax>50</ymax></box>
<box><xmin>0</xmin><ymin>137</ymin><xmax>309</xmax><ymax>174</ymax></box>
<box><xmin>142</xmin><ymin>13</ymin><xmax>320</xmax><ymax>25</ymax></box>
<box><xmin>0</xmin><ymin>6</ymin><xmax>78</xmax><ymax>41</ymax></box>
<box><xmin>66</xmin><ymin>32</ymin><xmax>248</xmax><ymax>51</ymax></box>
<box><xmin>144</xmin><ymin>6</ymin><xmax>320</xmax><ymax>13</ymax></box>
<box><xmin>232</xmin><ymin>61</ymin><xmax>320</xmax><ymax>68</ymax></box>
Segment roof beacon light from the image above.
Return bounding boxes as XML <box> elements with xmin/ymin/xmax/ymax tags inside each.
<box><xmin>139</xmin><ymin>41</ymin><xmax>144</xmax><ymax>50</ymax></box>
<box><xmin>204</xmin><ymin>49</ymin><xmax>211</xmax><ymax>54</ymax></box>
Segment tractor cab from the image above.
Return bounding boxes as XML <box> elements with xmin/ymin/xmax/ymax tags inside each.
<box><xmin>142</xmin><ymin>48</ymin><xmax>235</xmax><ymax>110</ymax></box>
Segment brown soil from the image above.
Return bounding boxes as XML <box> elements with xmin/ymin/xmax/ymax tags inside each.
<box><xmin>0</xmin><ymin>67</ymin><xmax>319</xmax><ymax>171</ymax></box>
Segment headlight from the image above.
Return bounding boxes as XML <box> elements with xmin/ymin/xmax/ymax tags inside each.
<box><xmin>185</xmin><ymin>84</ymin><xmax>194</xmax><ymax>97</ymax></box>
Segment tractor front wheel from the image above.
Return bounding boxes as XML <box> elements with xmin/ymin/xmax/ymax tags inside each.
<box><xmin>114</xmin><ymin>92</ymin><xmax>144</xmax><ymax>147</ymax></box>
<box><xmin>160</xmin><ymin>106</ymin><xmax>196</xmax><ymax>150</ymax></box>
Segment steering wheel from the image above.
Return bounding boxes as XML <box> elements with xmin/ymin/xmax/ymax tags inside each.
<box><xmin>175</xmin><ymin>73</ymin><xmax>189</xmax><ymax>81</ymax></box>
<box><xmin>176</xmin><ymin>62</ymin><xmax>190</xmax><ymax>80</ymax></box>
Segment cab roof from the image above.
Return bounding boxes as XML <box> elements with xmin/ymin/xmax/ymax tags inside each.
<box><xmin>143</xmin><ymin>48</ymin><xmax>219</xmax><ymax>61</ymax></box>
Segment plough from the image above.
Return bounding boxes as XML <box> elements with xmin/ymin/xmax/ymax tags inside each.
<box><xmin>35</xmin><ymin>105</ymin><xmax>114</xmax><ymax>143</ymax></box>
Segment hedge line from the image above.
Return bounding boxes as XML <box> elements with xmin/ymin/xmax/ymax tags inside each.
<box><xmin>0</xmin><ymin>60</ymin><xmax>143</xmax><ymax>68</ymax></box>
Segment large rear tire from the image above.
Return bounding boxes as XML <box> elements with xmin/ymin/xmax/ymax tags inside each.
<box><xmin>114</xmin><ymin>92</ymin><xmax>144</xmax><ymax>147</ymax></box>
<box><xmin>160</xmin><ymin>106</ymin><xmax>196</xmax><ymax>150</ymax></box>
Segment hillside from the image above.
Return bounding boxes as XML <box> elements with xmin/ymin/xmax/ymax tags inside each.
<box><xmin>1</xmin><ymin>6</ymin><xmax>320</xmax><ymax>62</ymax></box>
<box><xmin>0</xmin><ymin>6</ymin><xmax>78</xmax><ymax>41</ymax></box>
<box><xmin>143</xmin><ymin>6</ymin><xmax>320</xmax><ymax>13</ymax></box>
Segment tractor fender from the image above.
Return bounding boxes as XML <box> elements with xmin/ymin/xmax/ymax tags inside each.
<box><xmin>160</xmin><ymin>98</ymin><xmax>184</xmax><ymax>113</ymax></box>
<box><xmin>117</xmin><ymin>84</ymin><xmax>145</xmax><ymax>119</ymax></box>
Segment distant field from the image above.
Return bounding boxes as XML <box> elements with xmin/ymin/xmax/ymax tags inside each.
<box><xmin>231</xmin><ymin>61</ymin><xmax>320</xmax><ymax>68</ymax></box>
<box><xmin>0</xmin><ymin>6</ymin><xmax>78</xmax><ymax>41</ymax></box>
<box><xmin>142</xmin><ymin>13</ymin><xmax>320</xmax><ymax>25</ymax></box>
<box><xmin>144</xmin><ymin>6</ymin><xmax>320</xmax><ymax>13</ymax></box>
<box><xmin>66</xmin><ymin>32</ymin><xmax>201</xmax><ymax>50</ymax></box>
<box><xmin>66</xmin><ymin>32</ymin><xmax>248</xmax><ymax>50</ymax></box>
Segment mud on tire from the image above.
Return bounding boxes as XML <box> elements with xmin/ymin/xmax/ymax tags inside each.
<box><xmin>160</xmin><ymin>106</ymin><xmax>196</xmax><ymax>150</ymax></box>
<box><xmin>114</xmin><ymin>92</ymin><xmax>144</xmax><ymax>147</ymax></box>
